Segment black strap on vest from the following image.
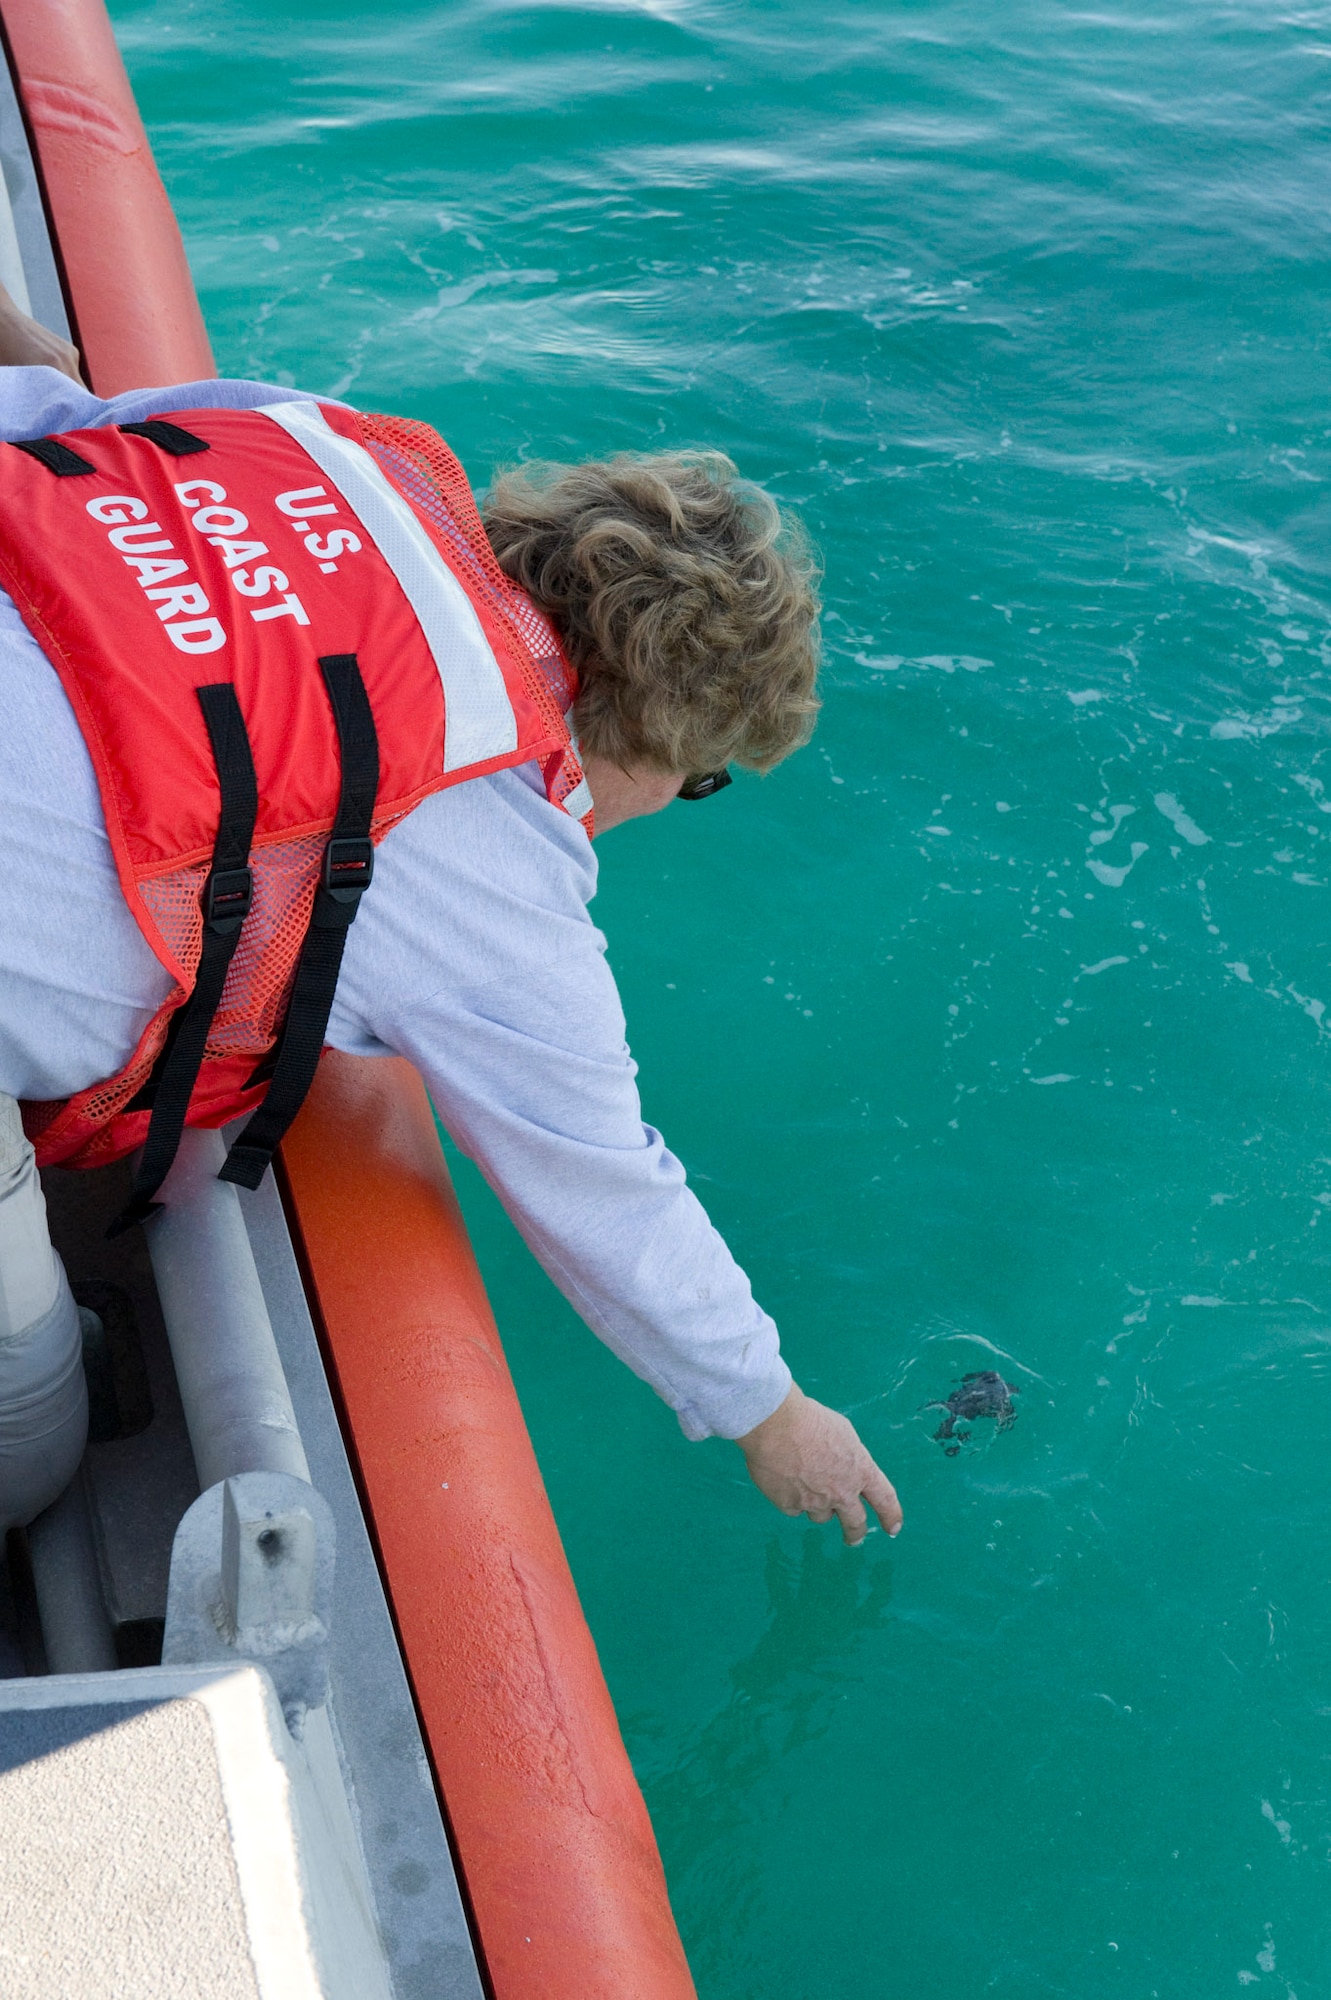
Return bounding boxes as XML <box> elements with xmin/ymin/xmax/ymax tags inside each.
<box><xmin>11</xmin><ymin>436</ymin><xmax>95</xmax><ymax>476</ymax></box>
<box><xmin>107</xmin><ymin>685</ymin><xmax>258</xmax><ymax>1238</ymax></box>
<box><xmin>118</xmin><ymin>420</ymin><xmax>211</xmax><ymax>456</ymax></box>
<box><xmin>218</xmin><ymin>654</ymin><xmax>379</xmax><ymax>1192</ymax></box>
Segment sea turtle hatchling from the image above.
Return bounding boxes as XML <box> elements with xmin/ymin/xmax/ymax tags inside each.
<box><xmin>923</xmin><ymin>1371</ymin><xmax>1019</xmax><ymax>1455</ymax></box>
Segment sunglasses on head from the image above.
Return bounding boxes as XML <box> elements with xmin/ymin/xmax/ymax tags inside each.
<box><xmin>676</xmin><ymin>768</ymin><xmax>733</xmax><ymax>802</ymax></box>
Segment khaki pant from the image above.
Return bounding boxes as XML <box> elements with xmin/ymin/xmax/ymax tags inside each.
<box><xmin>0</xmin><ymin>1097</ymin><xmax>86</xmax><ymax>1532</ymax></box>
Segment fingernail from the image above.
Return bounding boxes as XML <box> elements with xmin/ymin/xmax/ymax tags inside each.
<box><xmin>889</xmin><ymin>1525</ymin><xmax>902</xmax><ymax>1537</ymax></box>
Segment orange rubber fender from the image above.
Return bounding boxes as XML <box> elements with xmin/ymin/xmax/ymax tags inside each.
<box><xmin>281</xmin><ymin>1053</ymin><xmax>697</xmax><ymax>2000</ymax></box>
<box><xmin>2</xmin><ymin>0</ymin><xmax>214</xmax><ymax>393</ymax></box>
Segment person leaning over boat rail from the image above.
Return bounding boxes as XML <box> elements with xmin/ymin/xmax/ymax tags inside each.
<box><xmin>0</xmin><ymin>328</ymin><xmax>902</xmax><ymax>1551</ymax></box>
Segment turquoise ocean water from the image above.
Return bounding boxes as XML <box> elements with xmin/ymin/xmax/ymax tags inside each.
<box><xmin>115</xmin><ymin>1</ymin><xmax>1331</xmax><ymax>1991</ymax></box>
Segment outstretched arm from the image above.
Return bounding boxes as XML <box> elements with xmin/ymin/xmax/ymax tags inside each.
<box><xmin>0</xmin><ymin>282</ymin><xmax>83</xmax><ymax>383</ymax></box>
<box><xmin>331</xmin><ymin>771</ymin><xmax>907</xmax><ymax>1537</ymax></box>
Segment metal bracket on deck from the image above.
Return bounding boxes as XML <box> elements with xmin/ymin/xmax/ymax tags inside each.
<box><xmin>162</xmin><ymin>1470</ymin><xmax>335</xmax><ymax>1735</ymax></box>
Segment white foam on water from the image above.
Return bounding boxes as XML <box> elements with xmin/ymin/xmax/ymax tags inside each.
<box><xmin>855</xmin><ymin>652</ymin><xmax>993</xmax><ymax>676</ymax></box>
<box><xmin>1294</xmin><ymin>773</ymin><xmax>1331</xmax><ymax>813</ymax></box>
<box><xmin>1087</xmin><ymin>842</ymin><xmax>1148</xmax><ymax>888</ymax></box>
<box><xmin>1211</xmin><ymin>701</ymin><xmax>1303</xmax><ymax>740</ymax></box>
<box><xmin>1153</xmin><ymin>792</ymin><xmax>1210</xmax><ymax>845</ymax></box>
<box><xmin>1089</xmin><ymin>804</ymin><xmax>1135</xmax><ymax>846</ymax></box>
<box><xmin>1285</xmin><ymin>985</ymin><xmax>1325</xmax><ymax>1029</ymax></box>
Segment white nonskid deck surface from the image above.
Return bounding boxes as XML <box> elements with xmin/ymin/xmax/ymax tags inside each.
<box><xmin>0</xmin><ymin>1663</ymin><xmax>393</xmax><ymax>2000</ymax></box>
<box><xmin>0</xmin><ymin>1673</ymin><xmax>268</xmax><ymax>2000</ymax></box>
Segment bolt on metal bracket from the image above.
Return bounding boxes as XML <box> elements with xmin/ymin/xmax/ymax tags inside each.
<box><xmin>163</xmin><ymin>1470</ymin><xmax>335</xmax><ymax>1735</ymax></box>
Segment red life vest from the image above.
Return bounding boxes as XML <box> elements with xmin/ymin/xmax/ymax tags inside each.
<box><xmin>0</xmin><ymin>401</ymin><xmax>591</xmax><ymax>1205</ymax></box>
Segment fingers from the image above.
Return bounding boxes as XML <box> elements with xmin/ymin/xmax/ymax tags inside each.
<box><xmin>810</xmin><ymin>1447</ymin><xmax>903</xmax><ymax>1544</ymax></box>
<box><xmin>0</xmin><ymin>298</ymin><xmax>87</xmax><ymax>382</ymax></box>
<box><xmin>861</xmin><ymin>1460</ymin><xmax>903</xmax><ymax>1538</ymax></box>
<box><xmin>803</xmin><ymin>1474</ymin><xmax>899</xmax><ymax>1545</ymax></box>
<box><xmin>40</xmin><ymin>333</ymin><xmax>84</xmax><ymax>385</ymax></box>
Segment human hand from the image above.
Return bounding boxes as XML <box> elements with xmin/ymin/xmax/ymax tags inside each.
<box><xmin>0</xmin><ymin>285</ymin><xmax>83</xmax><ymax>383</ymax></box>
<box><xmin>737</xmin><ymin>1382</ymin><xmax>902</xmax><ymax>1546</ymax></box>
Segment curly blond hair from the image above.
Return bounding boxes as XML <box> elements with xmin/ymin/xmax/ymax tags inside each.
<box><xmin>481</xmin><ymin>451</ymin><xmax>821</xmax><ymax>775</ymax></box>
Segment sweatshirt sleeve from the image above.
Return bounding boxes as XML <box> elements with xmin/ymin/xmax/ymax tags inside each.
<box><xmin>0</xmin><ymin>365</ymin><xmax>340</xmax><ymax>440</ymax></box>
<box><xmin>329</xmin><ymin>766</ymin><xmax>792</xmax><ymax>1442</ymax></box>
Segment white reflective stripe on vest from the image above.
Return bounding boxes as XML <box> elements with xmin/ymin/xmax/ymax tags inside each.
<box><xmin>561</xmin><ymin>774</ymin><xmax>593</xmax><ymax>820</ymax></box>
<box><xmin>256</xmin><ymin>401</ymin><xmax>519</xmax><ymax>772</ymax></box>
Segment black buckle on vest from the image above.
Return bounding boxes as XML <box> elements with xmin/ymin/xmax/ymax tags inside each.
<box><xmin>201</xmin><ymin>864</ymin><xmax>254</xmax><ymax>934</ymax></box>
<box><xmin>321</xmin><ymin>835</ymin><xmax>374</xmax><ymax>901</ymax></box>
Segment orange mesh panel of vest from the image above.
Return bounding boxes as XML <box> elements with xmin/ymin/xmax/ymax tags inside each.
<box><xmin>21</xmin><ymin>860</ymin><xmax>214</xmax><ymax>1159</ymax></box>
<box><xmin>355</xmin><ymin>412</ymin><xmax>585</xmax><ymax>804</ymax></box>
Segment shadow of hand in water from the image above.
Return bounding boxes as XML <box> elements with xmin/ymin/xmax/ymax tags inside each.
<box><xmin>644</xmin><ymin>1531</ymin><xmax>896</xmax><ymax>1879</ymax></box>
<box><xmin>734</xmin><ymin>1532</ymin><xmax>895</xmax><ymax>1710</ymax></box>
